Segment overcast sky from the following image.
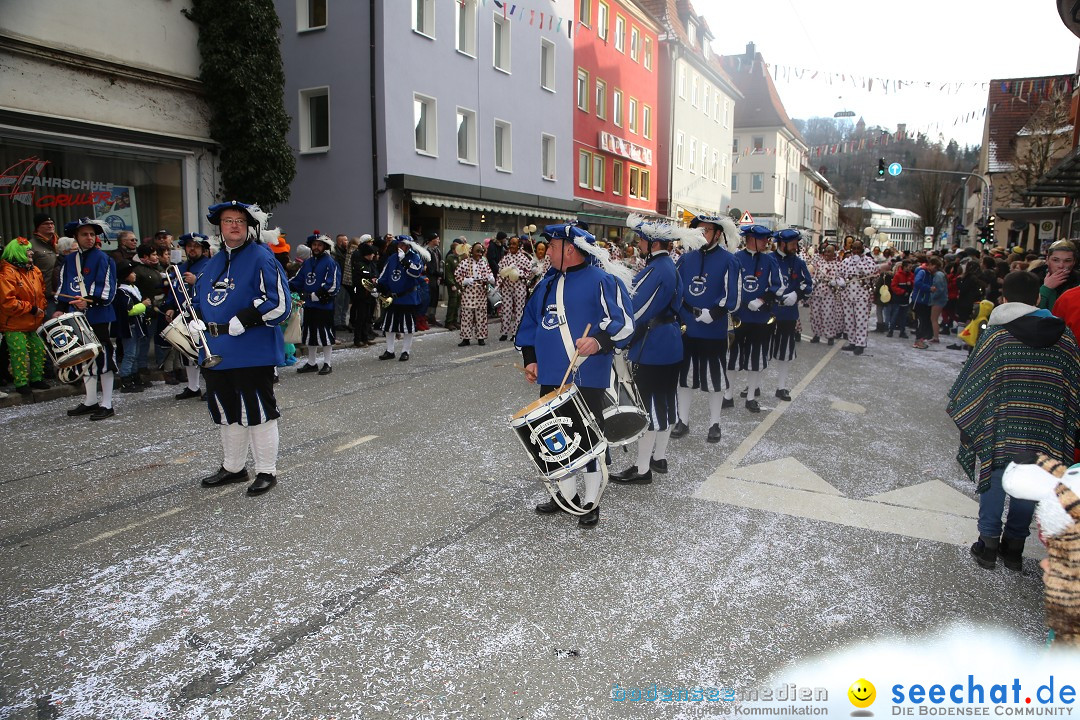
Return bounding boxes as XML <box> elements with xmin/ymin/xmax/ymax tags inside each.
<box><xmin>696</xmin><ymin>0</ymin><xmax>1079</xmax><ymax>148</ymax></box>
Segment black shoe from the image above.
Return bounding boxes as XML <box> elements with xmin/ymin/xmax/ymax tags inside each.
<box><xmin>740</xmin><ymin>387</ymin><xmax>747</xmax><ymax>398</ymax></box>
<box><xmin>536</xmin><ymin>492</ymin><xmax>580</xmax><ymax>514</ymax></box>
<box><xmin>67</xmin><ymin>402</ymin><xmax>99</xmax><ymax>416</ymax></box>
<box><xmin>296</xmin><ymin>363</ymin><xmax>319</xmax><ymax>373</ymax></box>
<box><xmin>89</xmin><ymin>406</ymin><xmax>115</xmax><ymax>421</ymax></box>
<box><xmin>745</xmin><ymin>399</ymin><xmax>761</xmax><ymax>413</ymax></box>
<box><xmin>707</xmin><ymin>424</ymin><xmax>722</xmax><ymax>443</ymax></box>
<box><xmin>578</xmin><ymin>503</ymin><xmax>600</xmax><ymax>527</ymax></box>
<box><xmin>120</xmin><ymin>376</ymin><xmax>144</xmax><ymax>394</ymax></box>
<box><xmin>970</xmin><ymin>536</ymin><xmax>998</xmax><ymax>569</ymax></box>
<box><xmin>201</xmin><ymin>466</ymin><xmax>250</xmax><ymax>487</ymax></box>
<box><xmin>136</xmin><ymin>373</ymin><xmax>152</xmax><ymax>388</ymax></box>
<box><xmin>775</xmin><ymin>389</ymin><xmax>791</xmax><ymax>401</ymax></box>
<box><xmin>852</xmin><ymin>346</ymin><xmax>864</xmax><ymax>356</ymax></box>
<box><xmin>610</xmin><ymin>467</ymin><xmax>652</xmax><ymax>484</ymax></box>
<box><xmin>886</xmin><ymin>331</ymin><xmax>894</xmax><ymax>338</ymax></box>
<box><xmin>827</xmin><ymin>338</ymin><xmax>834</xmax><ymax>346</ymax></box>
<box><xmin>15</xmin><ymin>385</ymin><xmax>32</xmax><ymax>396</ymax></box>
<box><xmin>739</xmin><ymin>388</ymin><xmax>760</xmax><ymax>398</ymax></box>
<box><xmin>247</xmin><ymin>473</ymin><xmax>277</xmax><ymax>496</ymax></box>
<box><xmin>810</xmin><ymin>335</ymin><xmax>820</xmax><ymax>343</ymax></box>
<box><xmin>29</xmin><ymin>380</ymin><xmax>49</xmax><ymax>390</ymax></box>
<box><xmin>840</xmin><ymin>343</ymin><xmax>857</xmax><ymax>351</ymax></box>
<box><xmin>318</xmin><ymin>365</ymin><xmax>333</xmax><ymax>375</ymax></box>
<box><xmin>478</xmin><ymin>339</ymin><xmax>485</xmax><ymax>346</ymax></box>
<box><xmin>175</xmin><ymin>387</ymin><xmax>201</xmax><ymax>400</ymax></box>
<box><xmin>499</xmin><ymin>335</ymin><xmax>508</xmax><ymax>341</ymax></box>
<box><xmin>378</xmin><ymin>351</ymin><xmax>395</xmax><ymax>360</ymax></box>
<box><xmin>898</xmin><ymin>332</ymin><xmax>909</xmax><ymax>339</ymax></box>
<box><xmin>398</xmin><ymin>352</ymin><xmax>410</xmax><ymax>361</ymax></box>
<box><xmin>164</xmin><ymin>374</ymin><xmax>181</xmax><ymax>385</ymax></box>
<box><xmin>649</xmin><ymin>458</ymin><xmax>668</xmax><ymax>474</ymax></box>
<box><xmin>721</xmin><ymin>397</ymin><xmax>734</xmax><ymax>409</ymax></box>
<box><xmin>458</xmin><ymin>339</ymin><xmax>470</xmax><ymax>347</ymax></box>
<box><xmin>946</xmin><ymin>343</ymin><xmax>964</xmax><ymax>350</ymax></box>
<box><xmin>669</xmin><ymin>421</ymin><xmax>689</xmax><ymax>439</ymax></box>
<box><xmin>999</xmin><ymin>535</ymin><xmax>1025</xmax><ymax>572</ymax></box>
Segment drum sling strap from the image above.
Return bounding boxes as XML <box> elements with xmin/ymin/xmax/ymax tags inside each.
<box><xmin>554</xmin><ymin>274</ymin><xmax>586</xmax><ymax>380</ymax></box>
<box><xmin>74</xmin><ymin>250</ymin><xmax>90</xmax><ymax>305</ymax></box>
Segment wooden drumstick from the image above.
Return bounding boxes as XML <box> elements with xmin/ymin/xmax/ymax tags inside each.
<box><xmin>558</xmin><ymin>322</ymin><xmax>592</xmax><ymax>389</ymax></box>
<box><xmin>513</xmin><ymin>364</ymin><xmax>531</xmax><ymax>377</ymax></box>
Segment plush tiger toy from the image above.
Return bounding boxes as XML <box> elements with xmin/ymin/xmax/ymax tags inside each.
<box><xmin>1002</xmin><ymin>453</ymin><xmax>1080</xmax><ymax>646</ymax></box>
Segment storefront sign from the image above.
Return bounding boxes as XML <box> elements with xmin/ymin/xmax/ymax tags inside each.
<box><xmin>0</xmin><ymin>156</ymin><xmax>115</xmax><ymax>209</ymax></box>
<box><xmin>598</xmin><ymin>132</ymin><xmax>652</xmax><ymax>167</ymax></box>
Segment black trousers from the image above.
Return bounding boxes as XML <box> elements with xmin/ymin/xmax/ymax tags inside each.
<box><xmin>914</xmin><ymin>303</ymin><xmax>934</xmax><ymax>340</ymax></box>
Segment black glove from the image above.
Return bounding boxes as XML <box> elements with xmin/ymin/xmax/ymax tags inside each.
<box><xmin>235</xmin><ymin>306</ymin><xmax>264</xmax><ymax>329</ymax></box>
<box><xmin>316</xmin><ymin>289</ymin><xmax>331</xmax><ymax>302</ymax></box>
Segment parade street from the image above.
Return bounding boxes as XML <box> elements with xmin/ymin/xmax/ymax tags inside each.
<box><xmin>0</xmin><ymin>318</ymin><xmax>1050</xmax><ymax>719</ymax></box>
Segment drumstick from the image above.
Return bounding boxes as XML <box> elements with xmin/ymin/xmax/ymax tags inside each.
<box><xmin>513</xmin><ymin>364</ymin><xmax>531</xmax><ymax>377</ymax></box>
<box><xmin>558</xmin><ymin>322</ymin><xmax>592</xmax><ymax>389</ymax></box>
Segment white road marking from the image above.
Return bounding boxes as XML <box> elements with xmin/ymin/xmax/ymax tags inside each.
<box><xmin>451</xmin><ymin>347</ymin><xmax>516</xmax><ymax>363</ymax></box>
<box><xmin>75</xmin><ymin>488</ymin><xmax>233</xmax><ymax>547</ymax></box>
<box><xmin>333</xmin><ymin>435</ymin><xmax>378</xmax><ymax>453</ymax></box>
<box><xmin>830</xmin><ymin>399</ymin><xmax>866</xmax><ymax>414</ymax></box>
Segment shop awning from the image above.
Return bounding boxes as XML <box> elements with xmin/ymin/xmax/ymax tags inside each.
<box><xmin>993</xmin><ymin>205</ymin><xmax>1071</xmax><ymax>221</ymax></box>
<box><xmin>1026</xmin><ymin>146</ymin><xmax>1080</xmax><ymax>198</ymax></box>
<box><xmin>411</xmin><ymin>192</ymin><xmax>575</xmax><ymax>221</ymax></box>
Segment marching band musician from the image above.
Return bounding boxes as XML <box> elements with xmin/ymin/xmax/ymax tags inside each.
<box><xmin>516</xmin><ymin>223</ymin><xmax>635</xmax><ymax>527</ymax></box>
<box><xmin>290</xmin><ymin>232</ymin><xmax>341</xmax><ymax>375</ymax></box>
<box><xmin>190</xmin><ymin>201</ymin><xmax>291</xmax><ymax>496</ymax></box>
<box><xmin>669</xmin><ymin>214</ymin><xmax>742</xmax><ymax>443</ymax></box>
<box><xmin>769</xmin><ymin>229</ymin><xmax>813</xmax><ymax>402</ymax></box>
<box><xmin>839</xmin><ymin>239</ymin><xmax>879</xmax><ymax>355</ymax></box>
<box><xmin>725</xmin><ymin>224</ymin><xmax>786</xmax><ymax>414</ymax></box>
<box><xmin>166</xmin><ymin>232</ymin><xmax>211</xmax><ymax>399</ymax></box>
<box><xmin>496</xmin><ymin>236</ymin><xmax>535</xmax><ymax>342</ymax></box>
<box><xmin>56</xmin><ymin>217</ymin><xmax>118</xmax><ymax>421</ymax></box>
<box><xmin>456</xmin><ymin>242</ymin><xmax>496</xmax><ymax>347</ymax></box>
<box><xmin>376</xmin><ymin>235</ymin><xmax>430</xmax><ymax>362</ymax></box>
<box><xmin>610</xmin><ymin>215</ymin><xmax>687</xmax><ymax>484</ymax></box>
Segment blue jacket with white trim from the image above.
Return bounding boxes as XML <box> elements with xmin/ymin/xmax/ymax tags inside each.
<box><xmin>57</xmin><ymin>246</ymin><xmax>117</xmax><ymax>324</ymax></box>
<box><xmin>289</xmin><ymin>252</ymin><xmax>340</xmax><ymax>312</ymax></box>
<box><xmin>377</xmin><ymin>249</ymin><xmax>425</xmax><ymax>307</ymax></box>
<box><xmin>191</xmin><ymin>239</ymin><xmax>291</xmax><ymax>369</ymax></box>
<box><xmin>516</xmin><ymin>261</ymin><xmax>634</xmax><ymax>389</ymax></box>
<box><xmin>164</xmin><ymin>255</ymin><xmax>211</xmax><ymax>310</ymax></box>
<box><xmin>675</xmin><ymin>243</ymin><xmax>742</xmax><ymax>340</ymax></box>
<box><xmin>771</xmin><ymin>250</ymin><xmax>813</xmax><ymax>322</ymax></box>
<box><xmin>732</xmin><ymin>249</ymin><xmax>786</xmax><ymax>325</ymax></box>
<box><xmin>627</xmin><ymin>252</ymin><xmax>683</xmax><ymax>365</ymax></box>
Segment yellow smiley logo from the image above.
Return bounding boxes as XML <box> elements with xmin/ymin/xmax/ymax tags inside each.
<box><xmin>848</xmin><ymin>678</ymin><xmax>876</xmax><ymax>709</ymax></box>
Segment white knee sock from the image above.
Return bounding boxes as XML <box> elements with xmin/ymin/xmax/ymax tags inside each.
<box><xmin>83</xmin><ymin>374</ymin><xmax>97</xmax><ymax>405</ymax></box>
<box><xmin>401</xmin><ymin>333</ymin><xmax>414</xmax><ymax>353</ymax></box>
<box><xmin>583</xmin><ymin>471</ymin><xmax>602</xmax><ymax>505</ymax></box>
<box><xmin>220</xmin><ymin>423</ymin><xmax>249</xmax><ymax>473</ymax></box>
<box><xmin>557</xmin><ymin>477</ymin><xmax>577</xmax><ymax>500</ymax></box>
<box><xmin>307</xmin><ymin>346</ymin><xmax>318</xmax><ymax>366</ymax></box>
<box><xmin>723</xmin><ymin>379</ymin><xmax>734</xmax><ymax>401</ymax></box>
<box><xmin>636</xmin><ymin>430</ymin><xmax>656</xmax><ymax>473</ymax></box>
<box><xmin>385</xmin><ymin>334</ymin><xmax>397</xmax><ymax>354</ymax></box>
<box><xmin>676</xmin><ymin>386</ymin><xmax>693</xmax><ymax>424</ymax></box>
<box><xmin>708</xmin><ymin>391</ymin><xmax>724</xmax><ymax>426</ymax></box>
<box><xmin>747</xmin><ymin>370</ymin><xmax>761</xmax><ymax>398</ymax></box>
<box><xmin>320</xmin><ymin>346</ymin><xmax>332</xmax><ymax>366</ymax></box>
<box><xmin>249</xmin><ymin>419</ymin><xmax>279</xmax><ymax>476</ymax></box>
<box><xmin>99</xmin><ymin>372</ymin><xmax>114</xmax><ymax>408</ymax></box>
<box><xmin>653</xmin><ymin>428</ymin><xmax>672</xmax><ymax>461</ymax></box>
<box><xmin>776</xmin><ymin>360</ymin><xmax>790</xmax><ymax>391</ymax></box>
<box><xmin>186</xmin><ymin>366</ymin><xmax>200</xmax><ymax>391</ymax></box>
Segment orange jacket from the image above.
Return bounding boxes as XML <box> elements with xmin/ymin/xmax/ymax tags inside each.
<box><xmin>0</xmin><ymin>260</ymin><xmax>46</xmax><ymax>332</ymax></box>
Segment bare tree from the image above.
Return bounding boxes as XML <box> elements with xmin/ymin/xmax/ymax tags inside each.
<box><xmin>910</xmin><ymin>161</ymin><xmax>963</xmax><ymax>242</ymax></box>
<box><xmin>1002</xmin><ymin>93</ymin><xmax>1072</xmax><ymax>208</ymax></box>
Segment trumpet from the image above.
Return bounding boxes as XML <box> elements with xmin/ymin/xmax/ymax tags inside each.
<box><xmin>361</xmin><ymin>278</ymin><xmax>394</xmax><ymax>310</ymax></box>
<box><xmin>167</xmin><ymin>265</ymin><xmax>223</xmax><ymax>368</ymax></box>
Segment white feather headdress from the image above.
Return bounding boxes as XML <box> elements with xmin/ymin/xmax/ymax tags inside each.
<box><xmin>399</xmin><ymin>238</ymin><xmax>432</xmax><ymax>262</ymax></box>
<box><xmin>626</xmin><ymin>213</ymin><xmax>707</xmax><ymax>252</ymax></box>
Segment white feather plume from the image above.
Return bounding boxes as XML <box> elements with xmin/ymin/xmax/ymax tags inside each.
<box><xmin>718</xmin><ymin>216</ymin><xmax>740</xmax><ymax>252</ymax></box>
<box><xmin>261</xmin><ymin>226</ymin><xmax>283</xmax><ymax>245</ymax></box>
<box><xmin>571</xmin><ymin>237</ymin><xmax>636</xmax><ymax>286</ymax></box>
<box><xmin>401</xmin><ymin>238</ymin><xmax>431</xmax><ymax>262</ymax></box>
<box><xmin>626</xmin><ymin>213</ymin><xmax>707</xmax><ymax>252</ymax></box>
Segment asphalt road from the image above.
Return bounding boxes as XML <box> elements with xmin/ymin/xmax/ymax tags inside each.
<box><xmin>0</xmin><ymin>315</ymin><xmax>1054</xmax><ymax>719</ymax></box>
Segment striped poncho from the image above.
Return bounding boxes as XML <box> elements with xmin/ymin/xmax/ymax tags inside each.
<box><xmin>947</xmin><ymin>304</ymin><xmax>1080</xmax><ymax>492</ymax></box>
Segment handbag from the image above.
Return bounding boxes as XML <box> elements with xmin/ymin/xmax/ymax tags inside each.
<box><xmin>879</xmin><ymin>284</ymin><xmax>892</xmax><ymax>304</ymax></box>
<box><xmin>282</xmin><ymin>304</ymin><xmax>303</xmax><ymax>345</ymax></box>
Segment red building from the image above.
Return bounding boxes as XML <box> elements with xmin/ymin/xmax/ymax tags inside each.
<box><xmin>573</xmin><ymin>0</ymin><xmax>661</xmax><ymax>239</ymax></box>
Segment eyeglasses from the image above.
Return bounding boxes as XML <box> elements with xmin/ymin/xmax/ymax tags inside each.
<box><xmin>220</xmin><ymin>218</ymin><xmax>248</xmax><ymax>227</ymax></box>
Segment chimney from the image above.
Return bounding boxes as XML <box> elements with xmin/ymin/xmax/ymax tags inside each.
<box><xmin>745</xmin><ymin>41</ymin><xmax>756</xmax><ymax>60</ymax></box>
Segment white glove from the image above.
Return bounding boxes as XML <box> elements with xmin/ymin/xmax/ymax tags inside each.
<box><xmin>747</xmin><ymin>298</ymin><xmax>764</xmax><ymax>312</ymax></box>
<box><xmin>834</xmin><ymin>277</ymin><xmax>847</xmax><ymax>288</ymax></box>
<box><xmin>228</xmin><ymin>316</ymin><xmax>246</xmax><ymax>336</ymax></box>
<box><xmin>463</xmin><ymin>278</ymin><xmax>475</xmax><ymax>286</ymax></box>
<box><xmin>310</xmin><ymin>292</ymin><xmax>321</xmax><ymax>302</ymax></box>
<box><xmin>782</xmin><ymin>292</ymin><xmax>798</xmax><ymax>306</ymax></box>
<box><xmin>370</xmin><ymin>291</ymin><xmax>379</xmax><ymax>298</ymax></box>
<box><xmin>188</xmin><ymin>319</ymin><xmax>206</xmax><ymax>335</ymax></box>
<box><xmin>697</xmin><ymin>309</ymin><xmax>714</xmax><ymax>325</ymax></box>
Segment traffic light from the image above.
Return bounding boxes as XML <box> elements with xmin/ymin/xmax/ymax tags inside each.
<box><xmin>986</xmin><ymin>215</ymin><xmax>995</xmax><ymax>243</ymax></box>
<box><xmin>877</xmin><ymin>158</ymin><xmax>886</xmax><ymax>178</ymax></box>
<box><xmin>976</xmin><ymin>223</ymin><xmax>988</xmax><ymax>244</ymax></box>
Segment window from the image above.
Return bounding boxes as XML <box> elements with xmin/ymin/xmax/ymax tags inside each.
<box><xmin>732</xmin><ymin>137</ymin><xmax>739</xmax><ymax>153</ymax></box>
<box><xmin>702</xmin><ymin>85</ymin><xmax>709</xmax><ymax>116</ymax></box>
<box><xmin>731</xmin><ymin>173</ymin><xmax>739</xmax><ymax>192</ymax></box>
<box><xmin>751</xmin><ymin>172</ymin><xmax>764</xmax><ymax>192</ymax></box>
<box><xmin>613</xmin><ymin>88</ymin><xmax>623</xmax><ymax>127</ymax></box>
<box><xmin>456</xmin><ymin>108</ymin><xmax>476</xmax><ymax>164</ymax></box>
<box><xmin>691</xmin><ymin>75</ymin><xmax>698</xmax><ymax>107</ymax></box>
<box><xmin>614</xmin><ymin>15</ymin><xmax>625</xmax><ymax>52</ymax></box>
<box><xmin>540</xmin><ymin>39</ymin><xmax>555</xmax><ymax>91</ymax></box>
<box><xmin>676</xmin><ymin>131</ymin><xmax>684</xmax><ymax>168</ymax></box>
<box><xmin>688</xmin><ymin>138</ymin><xmax>696</xmax><ymax>174</ymax></box>
<box><xmin>579</xmin><ymin>0</ymin><xmax>591</xmax><ymax>26</ymax></box>
<box><xmin>595</xmin><ymin>79</ymin><xmax>607</xmax><ymax>119</ymax></box>
<box><xmin>413</xmin><ymin>0</ymin><xmax>434</xmax><ymax>37</ymax></box>
<box><xmin>297</xmin><ymin>0</ymin><xmax>327</xmax><ymax>31</ymax></box>
<box><xmin>456</xmin><ymin>0</ymin><xmax>476</xmax><ymax>54</ymax></box>
<box><xmin>592</xmin><ymin>154</ymin><xmax>604</xmax><ymax>191</ymax></box>
<box><xmin>642</xmin><ymin>105</ymin><xmax>652</xmax><ymax>139</ymax></box>
<box><xmin>722</xmin><ymin>97</ymin><xmax>729</xmax><ymax>127</ymax></box>
<box><xmin>752</xmin><ymin>136</ymin><xmax>764</xmax><ymax>153</ymax></box>
<box><xmin>629</xmin><ymin>166</ymin><xmax>639</xmax><ymax>198</ymax></box>
<box><xmin>711</xmin><ymin>149</ymin><xmax>719</xmax><ymax>182</ymax></box>
<box><xmin>299</xmin><ymin>87</ymin><xmax>330</xmax><ymax>152</ymax></box>
<box><xmin>701</xmin><ymin>143</ymin><xmax>708</xmax><ymax>179</ymax></box>
<box><xmin>413</xmin><ymin>93</ymin><xmax>436</xmax><ymax>156</ymax></box>
<box><xmin>493</xmin><ymin>15</ymin><xmax>511</xmax><ymax>72</ymax></box>
<box><xmin>640</xmin><ymin>169</ymin><xmax>650</xmax><ymax>200</ymax></box>
<box><xmin>541</xmin><ymin>133</ymin><xmax>556</xmax><ymax>180</ymax></box>
<box><xmin>628</xmin><ymin>97</ymin><xmax>638</xmax><ymax>134</ymax></box>
<box><xmin>630</xmin><ymin>27</ymin><xmax>640</xmax><ymax>61</ymax></box>
<box><xmin>597</xmin><ymin>2</ymin><xmax>609</xmax><ymax>41</ymax></box>
<box><xmin>494</xmin><ymin>120</ymin><xmax>512</xmax><ymax>171</ymax></box>
<box><xmin>612</xmin><ymin>160</ymin><xmax>623</xmax><ymax>195</ymax></box>
<box><xmin>578</xmin><ymin>150</ymin><xmax>591</xmax><ymax>188</ymax></box>
<box><xmin>703</xmin><ymin>42</ymin><xmax>710</xmax><ymax>61</ymax></box>
<box><xmin>644</xmin><ymin>38</ymin><xmax>652</xmax><ymax>70</ymax></box>
<box><xmin>577</xmin><ymin>68</ymin><xmax>589</xmax><ymax>111</ymax></box>
<box><xmin>687</xmin><ymin>21</ymin><xmax>696</xmax><ymax>47</ymax></box>
<box><xmin>678</xmin><ymin>66</ymin><xmax>686</xmax><ymax>98</ymax></box>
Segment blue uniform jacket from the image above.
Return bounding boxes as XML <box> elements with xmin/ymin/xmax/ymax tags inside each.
<box><xmin>627</xmin><ymin>252</ymin><xmax>683</xmax><ymax>365</ymax></box>
<box><xmin>191</xmin><ymin>240</ymin><xmax>291</xmax><ymax>370</ymax></box>
<box><xmin>289</xmin><ymin>253</ymin><xmax>340</xmax><ymax>312</ymax></box>
<box><xmin>164</xmin><ymin>255</ymin><xmax>210</xmax><ymax>310</ymax></box>
<box><xmin>772</xmin><ymin>251</ymin><xmax>813</xmax><ymax>322</ymax></box>
<box><xmin>516</xmin><ymin>262</ymin><xmax>634</xmax><ymax>389</ymax></box>
<box><xmin>57</xmin><ymin>247</ymin><xmax>117</xmax><ymax>324</ymax></box>
<box><xmin>378</xmin><ymin>250</ymin><xmax>425</xmax><ymax>306</ymax></box>
<box><xmin>733</xmin><ymin>249</ymin><xmax>786</xmax><ymax>325</ymax></box>
<box><xmin>675</xmin><ymin>243</ymin><xmax>742</xmax><ymax>340</ymax></box>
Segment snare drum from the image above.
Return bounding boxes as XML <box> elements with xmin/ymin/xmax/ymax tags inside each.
<box><xmin>602</xmin><ymin>355</ymin><xmax>648</xmax><ymax>446</ymax></box>
<box><xmin>160</xmin><ymin>314</ymin><xmax>200</xmax><ymax>362</ymax></box>
<box><xmin>511</xmin><ymin>384</ymin><xmax>607</xmax><ymax>480</ymax></box>
<box><xmin>38</xmin><ymin>312</ymin><xmax>100</xmax><ymax>369</ymax></box>
<box><xmin>487</xmin><ymin>283</ymin><xmax>503</xmax><ymax>314</ymax></box>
